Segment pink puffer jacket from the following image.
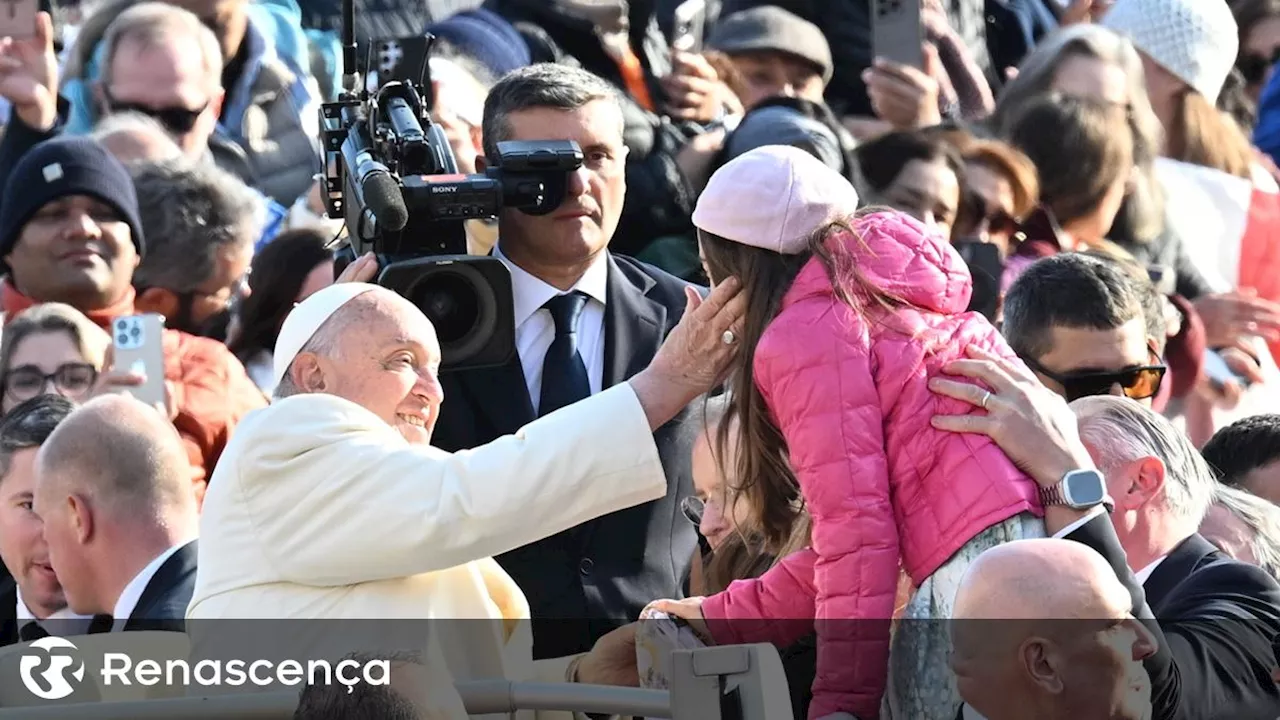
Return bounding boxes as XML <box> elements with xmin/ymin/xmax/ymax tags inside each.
<box><xmin>700</xmin><ymin>212</ymin><xmax>1041</xmax><ymax>720</ymax></box>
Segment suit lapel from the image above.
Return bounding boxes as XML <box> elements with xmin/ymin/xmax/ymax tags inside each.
<box><xmin>602</xmin><ymin>255</ymin><xmax>665</xmax><ymax>389</ymax></box>
<box><xmin>571</xmin><ymin>257</ymin><xmax>666</xmax><ymax>551</ymax></box>
<box><xmin>450</xmin><ymin>360</ymin><xmax>534</xmax><ymax>438</ymax></box>
<box><xmin>127</xmin><ymin>540</ymin><xmax>197</xmax><ymax>628</ymax></box>
<box><xmin>1142</xmin><ymin>533</ymin><xmax>1219</xmax><ymax>611</ymax></box>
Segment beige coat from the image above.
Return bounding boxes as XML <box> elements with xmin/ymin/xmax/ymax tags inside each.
<box><xmin>187</xmin><ymin>384</ymin><xmax>667</xmax><ymax>718</ymax></box>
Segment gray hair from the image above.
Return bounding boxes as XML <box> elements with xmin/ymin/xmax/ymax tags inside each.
<box><xmin>131</xmin><ymin>160</ymin><xmax>263</xmax><ymax>293</ymax></box>
<box><xmin>992</xmin><ymin>24</ymin><xmax>1166</xmax><ymax>243</ymax></box>
<box><xmin>1210</xmin><ymin>484</ymin><xmax>1280</xmax><ymax>578</ymax></box>
<box><xmin>1073</xmin><ymin>396</ymin><xmax>1215</xmax><ymax>526</ymax></box>
<box><xmin>100</xmin><ymin>2</ymin><xmax>223</xmax><ymax>92</ymax></box>
<box><xmin>481</xmin><ymin>63</ymin><xmax>623</xmax><ymax>161</ymax></box>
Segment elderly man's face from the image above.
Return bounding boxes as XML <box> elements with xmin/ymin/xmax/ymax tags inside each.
<box><xmin>1054</xmin><ymin>600</ymin><xmax>1157</xmax><ymax>719</ymax></box>
<box><xmin>0</xmin><ymin>448</ymin><xmax>67</xmax><ymax>618</ymax></box>
<box><xmin>103</xmin><ymin>36</ymin><xmax>221</xmax><ymax>158</ymax></box>
<box><xmin>728</xmin><ymin>50</ymin><xmax>826</xmax><ymax>110</ymax></box>
<box><xmin>5</xmin><ymin>195</ymin><xmax>137</xmax><ymax>310</ymax></box>
<box><xmin>322</xmin><ymin>293</ymin><xmax>445</xmax><ymax>445</ymax></box>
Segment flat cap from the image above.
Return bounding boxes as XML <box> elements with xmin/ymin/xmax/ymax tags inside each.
<box><xmin>707</xmin><ymin>6</ymin><xmax>833</xmax><ymax>84</ymax></box>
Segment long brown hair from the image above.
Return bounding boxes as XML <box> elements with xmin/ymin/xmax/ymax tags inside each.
<box><xmin>1165</xmin><ymin>89</ymin><xmax>1256</xmax><ymax>179</ymax></box>
<box><xmin>699</xmin><ymin>214</ymin><xmax>898</xmax><ymax>548</ymax></box>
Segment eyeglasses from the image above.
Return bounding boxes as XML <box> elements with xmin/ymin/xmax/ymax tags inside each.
<box><xmin>102</xmin><ymin>88</ymin><xmax>209</xmax><ymax>135</ymax></box>
<box><xmin>680</xmin><ymin>496</ymin><xmax>705</xmax><ymax>526</ymax></box>
<box><xmin>3</xmin><ymin>363</ymin><xmax>97</xmax><ymax>403</ymax></box>
<box><xmin>1022</xmin><ymin>352</ymin><xmax>1166</xmax><ymax>402</ymax></box>
<box><xmin>1239</xmin><ymin>47</ymin><xmax>1280</xmax><ymax>86</ymax></box>
<box><xmin>961</xmin><ymin>191</ymin><xmax>1024</xmax><ymax>243</ymax></box>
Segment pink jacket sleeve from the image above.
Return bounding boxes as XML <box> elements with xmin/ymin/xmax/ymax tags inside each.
<box><xmin>702</xmin><ymin>548</ymin><xmax>817</xmax><ymax>649</ymax></box>
<box><xmin>717</xmin><ymin>324</ymin><xmax>898</xmax><ymax>720</ymax></box>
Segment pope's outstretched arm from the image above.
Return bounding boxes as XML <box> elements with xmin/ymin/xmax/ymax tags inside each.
<box><xmin>220</xmin><ymin>280</ymin><xmax>745</xmax><ymax>587</ymax></box>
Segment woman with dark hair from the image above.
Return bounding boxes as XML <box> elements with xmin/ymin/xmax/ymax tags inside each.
<box><xmin>854</xmin><ymin>129</ymin><xmax>970</xmax><ymax>240</ymax></box>
<box><xmin>652</xmin><ymin>146</ymin><xmax>1041</xmax><ymax>720</ymax></box>
<box><xmin>227</xmin><ymin>229</ymin><xmax>335</xmax><ymax>394</ymax></box>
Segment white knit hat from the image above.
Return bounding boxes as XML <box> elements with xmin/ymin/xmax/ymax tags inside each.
<box><xmin>1103</xmin><ymin>0</ymin><xmax>1239</xmax><ymax>102</ymax></box>
<box><xmin>272</xmin><ymin>282</ymin><xmax>379</xmax><ymax>389</ymax></box>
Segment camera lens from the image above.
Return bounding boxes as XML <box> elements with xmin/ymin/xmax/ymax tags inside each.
<box><xmin>410</xmin><ymin>271</ymin><xmax>480</xmax><ymax>345</ymax></box>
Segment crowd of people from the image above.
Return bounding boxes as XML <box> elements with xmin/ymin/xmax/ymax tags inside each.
<box><xmin>1</xmin><ymin>0</ymin><xmax>1280</xmax><ymax>718</ymax></box>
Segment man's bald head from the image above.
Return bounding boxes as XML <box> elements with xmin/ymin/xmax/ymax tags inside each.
<box><xmin>35</xmin><ymin>394</ymin><xmax>193</xmax><ymax>517</ymax></box>
<box><xmin>951</xmin><ymin>539</ymin><xmax>1156</xmax><ymax>720</ymax></box>
<box><xmin>277</xmin><ymin>285</ymin><xmax>445</xmax><ymax>446</ymax></box>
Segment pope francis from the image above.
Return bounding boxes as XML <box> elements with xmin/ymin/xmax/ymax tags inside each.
<box><xmin>186</xmin><ymin>277</ymin><xmax>745</xmax><ymax>717</ymax></box>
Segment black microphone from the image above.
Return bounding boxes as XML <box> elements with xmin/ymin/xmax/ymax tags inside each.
<box><xmin>354</xmin><ymin>149</ymin><xmax>409</xmax><ymax>232</ymax></box>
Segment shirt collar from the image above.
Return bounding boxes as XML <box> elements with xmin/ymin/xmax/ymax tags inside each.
<box><xmin>111</xmin><ymin>543</ymin><xmax>187</xmax><ymax>630</ymax></box>
<box><xmin>493</xmin><ymin>244</ymin><xmax>609</xmax><ymax>329</ymax></box>
<box><xmin>1135</xmin><ymin>555</ymin><xmax>1168</xmax><ymax>585</ymax></box>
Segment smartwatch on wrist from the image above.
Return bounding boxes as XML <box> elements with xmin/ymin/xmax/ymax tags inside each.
<box><xmin>1039</xmin><ymin>469</ymin><xmax>1114</xmax><ymax>512</ymax></box>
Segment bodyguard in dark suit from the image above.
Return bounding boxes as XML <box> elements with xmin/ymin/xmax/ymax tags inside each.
<box><xmin>32</xmin><ymin>396</ymin><xmax>201</xmax><ymax>635</ymax></box>
<box><xmin>431</xmin><ymin>63</ymin><xmax>701</xmax><ymax>659</ymax></box>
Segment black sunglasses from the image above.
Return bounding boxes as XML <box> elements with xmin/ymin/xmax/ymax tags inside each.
<box><xmin>1023</xmin><ymin>353</ymin><xmax>1166</xmax><ymax>403</ymax></box>
<box><xmin>961</xmin><ymin>191</ymin><xmax>1024</xmax><ymax>241</ymax></box>
<box><xmin>3</xmin><ymin>363</ymin><xmax>97</xmax><ymax>403</ymax></box>
<box><xmin>1239</xmin><ymin>47</ymin><xmax>1280</xmax><ymax>86</ymax></box>
<box><xmin>102</xmin><ymin>88</ymin><xmax>208</xmax><ymax>135</ymax></box>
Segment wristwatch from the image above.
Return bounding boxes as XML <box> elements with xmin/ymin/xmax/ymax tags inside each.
<box><xmin>1039</xmin><ymin>469</ymin><xmax>1114</xmax><ymax>512</ymax></box>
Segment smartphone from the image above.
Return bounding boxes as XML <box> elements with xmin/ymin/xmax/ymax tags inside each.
<box><xmin>953</xmin><ymin>239</ymin><xmax>1004</xmax><ymax>322</ymax></box>
<box><xmin>671</xmin><ymin>0</ymin><xmax>707</xmax><ymax>54</ymax></box>
<box><xmin>111</xmin><ymin>314</ymin><xmax>167</xmax><ymax>407</ymax></box>
<box><xmin>0</xmin><ymin>0</ymin><xmax>39</xmax><ymax>40</ymax></box>
<box><xmin>1203</xmin><ymin>348</ymin><xmax>1253</xmax><ymax>392</ymax></box>
<box><xmin>871</xmin><ymin>0</ymin><xmax>925</xmax><ymax>70</ymax></box>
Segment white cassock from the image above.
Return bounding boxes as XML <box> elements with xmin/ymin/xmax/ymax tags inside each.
<box><xmin>185</xmin><ymin>381</ymin><xmax>666</xmax><ymax>719</ymax></box>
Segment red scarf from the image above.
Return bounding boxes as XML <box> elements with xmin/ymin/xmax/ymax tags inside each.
<box><xmin>1</xmin><ymin>278</ymin><xmax>137</xmax><ymax>329</ymax></box>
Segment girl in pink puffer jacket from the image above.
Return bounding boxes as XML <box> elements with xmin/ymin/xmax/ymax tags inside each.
<box><xmin>653</xmin><ymin>146</ymin><xmax>1045</xmax><ymax>720</ymax></box>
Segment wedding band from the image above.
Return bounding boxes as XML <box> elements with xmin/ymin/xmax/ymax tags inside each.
<box><xmin>980</xmin><ymin>390</ymin><xmax>992</xmax><ymax>409</ymax></box>
<box><xmin>722</xmin><ymin>330</ymin><xmax>737</xmax><ymax>345</ymax></box>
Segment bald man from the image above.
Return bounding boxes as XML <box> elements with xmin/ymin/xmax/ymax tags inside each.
<box><xmin>951</xmin><ymin>539</ymin><xmax>1158</xmax><ymax>720</ymax></box>
<box><xmin>33</xmin><ymin>395</ymin><xmax>199</xmax><ymax>632</ymax></box>
<box><xmin>186</xmin><ymin>279</ymin><xmax>743</xmax><ymax>709</ymax></box>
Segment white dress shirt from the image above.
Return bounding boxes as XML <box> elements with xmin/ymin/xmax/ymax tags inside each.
<box><xmin>493</xmin><ymin>245</ymin><xmax>609</xmax><ymax>414</ymax></box>
<box><xmin>16</xmin><ymin>587</ymin><xmax>94</xmax><ymax>636</ymax></box>
<box><xmin>111</xmin><ymin>543</ymin><xmax>185</xmax><ymax>632</ymax></box>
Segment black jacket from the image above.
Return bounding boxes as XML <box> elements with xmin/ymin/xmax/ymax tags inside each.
<box><xmin>1066</xmin><ymin>514</ymin><xmax>1280</xmax><ymax>720</ymax></box>
<box><xmin>430</xmin><ymin>253</ymin><xmax>700</xmax><ymax>659</ymax></box>
<box><xmin>122</xmin><ymin>541</ymin><xmax>198</xmax><ymax>633</ymax></box>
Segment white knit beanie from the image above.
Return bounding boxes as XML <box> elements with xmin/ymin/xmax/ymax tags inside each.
<box><xmin>1103</xmin><ymin>0</ymin><xmax>1239</xmax><ymax>103</ymax></box>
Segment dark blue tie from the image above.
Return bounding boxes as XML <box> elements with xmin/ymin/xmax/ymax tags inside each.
<box><xmin>539</xmin><ymin>292</ymin><xmax>591</xmax><ymax>417</ymax></box>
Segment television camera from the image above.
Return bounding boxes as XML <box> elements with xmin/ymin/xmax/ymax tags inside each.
<box><xmin>319</xmin><ymin>9</ymin><xmax>584</xmax><ymax>370</ymax></box>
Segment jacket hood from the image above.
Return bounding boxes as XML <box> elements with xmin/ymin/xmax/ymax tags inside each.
<box><xmin>785</xmin><ymin>210</ymin><xmax>973</xmax><ymax>315</ymax></box>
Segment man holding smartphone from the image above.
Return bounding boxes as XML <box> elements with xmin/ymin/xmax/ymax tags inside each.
<box><xmin>0</xmin><ymin>130</ymin><xmax>266</xmax><ymax>502</ymax></box>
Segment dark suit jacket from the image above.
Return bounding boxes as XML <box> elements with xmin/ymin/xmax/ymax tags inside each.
<box><xmin>431</xmin><ymin>253</ymin><xmax>700</xmax><ymax>659</ymax></box>
<box><xmin>123</xmin><ymin>540</ymin><xmax>198</xmax><ymax>633</ymax></box>
<box><xmin>1066</xmin><ymin>514</ymin><xmax>1280</xmax><ymax>720</ymax></box>
<box><xmin>0</xmin><ymin>576</ymin><xmax>113</xmax><ymax>645</ymax></box>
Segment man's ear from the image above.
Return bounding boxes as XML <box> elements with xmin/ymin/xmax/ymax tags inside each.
<box><xmin>135</xmin><ymin>286</ymin><xmax>179</xmax><ymax>323</ymax></box>
<box><xmin>1019</xmin><ymin>636</ymin><xmax>1065</xmax><ymax>695</ymax></box>
<box><xmin>470</xmin><ymin>125</ymin><xmax>484</xmax><ymax>157</ymax></box>
<box><xmin>474</xmin><ymin>155</ymin><xmax>489</xmax><ymax>173</ymax></box>
<box><xmin>290</xmin><ymin>353</ymin><xmax>329</xmax><ymax>393</ymax></box>
<box><xmin>1128</xmin><ymin>456</ymin><xmax>1167</xmax><ymax>509</ymax></box>
<box><xmin>69</xmin><ymin>493</ymin><xmax>94</xmax><ymax>545</ymax></box>
<box><xmin>209</xmin><ymin>87</ymin><xmax>226</xmax><ymax>119</ymax></box>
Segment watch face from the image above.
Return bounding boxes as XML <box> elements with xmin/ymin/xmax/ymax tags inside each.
<box><xmin>1065</xmin><ymin>470</ymin><xmax>1107</xmax><ymax>507</ymax></box>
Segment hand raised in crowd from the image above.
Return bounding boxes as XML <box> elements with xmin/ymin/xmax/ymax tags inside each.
<box><xmin>1193</xmin><ymin>289</ymin><xmax>1280</xmax><ymax>346</ymax></box>
<box><xmin>863</xmin><ymin>44</ymin><xmax>944</xmax><ymax>130</ymax></box>
<box><xmin>90</xmin><ymin>344</ymin><xmax>179</xmax><ymax>422</ymax></box>
<box><xmin>574</xmin><ymin>623</ymin><xmax>641</xmax><ymax>687</ymax></box>
<box><xmin>0</xmin><ymin>11</ymin><xmax>59</xmax><ymax>131</ymax></box>
<box><xmin>335</xmin><ymin>251</ymin><xmax>380</xmax><ymax>284</ymax></box>
<box><xmin>928</xmin><ymin>345</ymin><xmax>1096</xmax><ymax>488</ymax></box>
<box><xmin>661</xmin><ymin>50</ymin><xmax>741</xmax><ymax>124</ymax></box>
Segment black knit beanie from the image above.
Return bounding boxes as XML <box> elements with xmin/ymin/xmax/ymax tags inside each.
<box><xmin>0</xmin><ymin>136</ymin><xmax>145</xmax><ymax>275</ymax></box>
